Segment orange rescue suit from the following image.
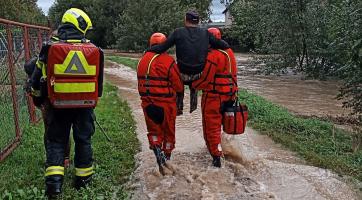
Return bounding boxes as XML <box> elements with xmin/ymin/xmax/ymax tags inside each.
<box><xmin>192</xmin><ymin>48</ymin><xmax>238</xmax><ymax>156</ymax></box>
<box><xmin>137</xmin><ymin>52</ymin><xmax>184</xmax><ymax>155</ymax></box>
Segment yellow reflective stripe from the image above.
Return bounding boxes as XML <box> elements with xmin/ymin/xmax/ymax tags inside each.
<box><xmin>217</xmin><ymin>49</ymin><xmax>232</xmax><ymax>73</ymax></box>
<box><xmin>146</xmin><ymin>54</ymin><xmax>160</xmax><ymax>76</ymax></box>
<box><xmin>36</xmin><ymin>60</ymin><xmax>47</xmax><ymax>78</ymax></box>
<box><xmin>51</xmin><ymin>36</ymin><xmax>60</xmax><ymax>41</ymax></box>
<box><xmin>65</xmin><ymin>39</ymin><xmax>90</xmax><ymax>43</ymax></box>
<box><xmin>31</xmin><ymin>88</ymin><xmax>41</xmax><ymax>97</ymax></box>
<box><xmin>45</xmin><ymin>166</ymin><xmax>64</xmax><ymax>177</ymax></box>
<box><xmin>54</xmin><ymin>82</ymin><xmax>95</xmax><ymax>93</ymax></box>
<box><xmin>75</xmin><ymin>166</ymin><xmax>94</xmax><ymax>177</ymax></box>
<box><xmin>54</xmin><ymin>50</ymin><xmax>96</xmax><ymax>76</ymax></box>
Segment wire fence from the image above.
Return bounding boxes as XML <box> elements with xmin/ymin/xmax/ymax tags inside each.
<box><xmin>0</xmin><ymin>18</ymin><xmax>50</xmax><ymax>162</ymax></box>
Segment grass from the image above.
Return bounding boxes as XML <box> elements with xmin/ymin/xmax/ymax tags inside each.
<box><xmin>239</xmin><ymin>89</ymin><xmax>362</xmax><ymax>181</ymax></box>
<box><xmin>0</xmin><ymin>83</ymin><xmax>139</xmax><ymax>199</ymax></box>
<box><xmin>106</xmin><ymin>56</ymin><xmax>139</xmax><ymax>70</ymax></box>
<box><xmin>0</xmin><ymin>86</ymin><xmax>33</xmax><ymax>149</ymax></box>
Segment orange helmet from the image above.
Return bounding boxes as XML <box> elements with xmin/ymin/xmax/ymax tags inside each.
<box><xmin>149</xmin><ymin>33</ymin><xmax>167</xmax><ymax>46</ymax></box>
<box><xmin>208</xmin><ymin>28</ymin><xmax>222</xmax><ymax>40</ymax></box>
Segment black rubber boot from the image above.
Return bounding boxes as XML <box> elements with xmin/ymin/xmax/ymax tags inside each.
<box><xmin>212</xmin><ymin>156</ymin><xmax>221</xmax><ymax>168</ymax></box>
<box><xmin>74</xmin><ymin>175</ymin><xmax>92</xmax><ymax>190</ymax></box>
<box><xmin>153</xmin><ymin>146</ymin><xmax>167</xmax><ymax>166</ymax></box>
<box><xmin>153</xmin><ymin>146</ymin><xmax>168</xmax><ymax>175</ymax></box>
<box><xmin>45</xmin><ymin>175</ymin><xmax>63</xmax><ymax>198</ymax></box>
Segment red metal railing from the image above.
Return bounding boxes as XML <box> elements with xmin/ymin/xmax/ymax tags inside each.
<box><xmin>0</xmin><ymin>18</ymin><xmax>50</xmax><ymax>161</ymax></box>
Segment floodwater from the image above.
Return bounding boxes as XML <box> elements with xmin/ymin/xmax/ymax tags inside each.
<box><xmin>105</xmin><ymin>61</ymin><xmax>360</xmax><ymax>200</ymax></box>
<box><xmin>235</xmin><ymin>54</ymin><xmax>350</xmax><ymax>118</ymax></box>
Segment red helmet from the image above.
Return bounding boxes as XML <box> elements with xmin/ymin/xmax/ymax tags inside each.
<box><xmin>149</xmin><ymin>33</ymin><xmax>167</xmax><ymax>46</ymax></box>
<box><xmin>208</xmin><ymin>28</ymin><xmax>222</xmax><ymax>40</ymax></box>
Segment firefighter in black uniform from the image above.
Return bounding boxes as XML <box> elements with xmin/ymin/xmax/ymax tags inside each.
<box><xmin>148</xmin><ymin>10</ymin><xmax>230</xmax><ymax>114</ymax></box>
<box><xmin>30</xmin><ymin>8</ymin><xmax>104</xmax><ymax>197</ymax></box>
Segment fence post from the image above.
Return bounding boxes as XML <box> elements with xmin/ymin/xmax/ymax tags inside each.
<box><xmin>0</xmin><ymin>24</ymin><xmax>22</xmax><ymax>161</ymax></box>
<box><xmin>6</xmin><ymin>24</ymin><xmax>21</xmax><ymax>139</ymax></box>
<box><xmin>23</xmin><ymin>26</ymin><xmax>37</xmax><ymax>123</ymax></box>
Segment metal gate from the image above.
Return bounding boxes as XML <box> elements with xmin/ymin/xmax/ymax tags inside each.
<box><xmin>0</xmin><ymin>18</ymin><xmax>50</xmax><ymax>161</ymax></box>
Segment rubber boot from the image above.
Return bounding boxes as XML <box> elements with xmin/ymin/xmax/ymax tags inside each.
<box><xmin>74</xmin><ymin>175</ymin><xmax>92</xmax><ymax>190</ymax></box>
<box><xmin>45</xmin><ymin>175</ymin><xmax>63</xmax><ymax>198</ymax></box>
<box><xmin>153</xmin><ymin>146</ymin><xmax>167</xmax><ymax>166</ymax></box>
<box><xmin>153</xmin><ymin>146</ymin><xmax>167</xmax><ymax>175</ymax></box>
<box><xmin>212</xmin><ymin>156</ymin><xmax>221</xmax><ymax>168</ymax></box>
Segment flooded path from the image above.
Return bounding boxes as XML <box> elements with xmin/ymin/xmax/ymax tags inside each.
<box><xmin>105</xmin><ymin>61</ymin><xmax>360</xmax><ymax>200</ymax></box>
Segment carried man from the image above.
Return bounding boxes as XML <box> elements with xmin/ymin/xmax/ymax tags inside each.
<box><xmin>148</xmin><ymin>10</ymin><xmax>230</xmax><ymax>114</ymax></box>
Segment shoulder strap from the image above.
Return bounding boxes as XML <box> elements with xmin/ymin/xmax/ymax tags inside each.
<box><xmin>146</xmin><ymin>54</ymin><xmax>160</xmax><ymax>77</ymax></box>
<box><xmin>217</xmin><ymin>49</ymin><xmax>232</xmax><ymax>74</ymax></box>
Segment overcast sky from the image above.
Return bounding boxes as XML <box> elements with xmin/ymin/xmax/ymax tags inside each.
<box><xmin>37</xmin><ymin>0</ymin><xmax>225</xmax><ymax>22</ymax></box>
<box><xmin>37</xmin><ymin>0</ymin><xmax>54</xmax><ymax>15</ymax></box>
<box><xmin>210</xmin><ymin>0</ymin><xmax>226</xmax><ymax>22</ymax></box>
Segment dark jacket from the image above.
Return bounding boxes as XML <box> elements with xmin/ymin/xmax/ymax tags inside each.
<box><xmin>31</xmin><ymin>24</ymin><xmax>104</xmax><ymax>106</ymax></box>
<box><xmin>148</xmin><ymin>27</ymin><xmax>230</xmax><ymax>75</ymax></box>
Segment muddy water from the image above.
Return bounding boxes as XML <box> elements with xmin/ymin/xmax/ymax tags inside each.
<box><xmin>235</xmin><ymin>55</ymin><xmax>349</xmax><ymax>118</ymax></box>
<box><xmin>105</xmin><ymin>61</ymin><xmax>359</xmax><ymax>200</ymax></box>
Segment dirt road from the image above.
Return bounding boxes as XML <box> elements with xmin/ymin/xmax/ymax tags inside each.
<box><xmin>105</xmin><ymin>61</ymin><xmax>360</xmax><ymax>200</ymax></box>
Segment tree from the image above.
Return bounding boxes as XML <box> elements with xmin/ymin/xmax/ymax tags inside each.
<box><xmin>0</xmin><ymin>0</ymin><xmax>47</xmax><ymax>25</ymax></box>
<box><xmin>228</xmin><ymin>0</ymin><xmax>362</xmax><ymax>117</ymax></box>
<box><xmin>48</xmin><ymin>0</ymin><xmax>128</xmax><ymax>48</ymax></box>
<box><xmin>114</xmin><ymin>0</ymin><xmax>212</xmax><ymax>51</ymax></box>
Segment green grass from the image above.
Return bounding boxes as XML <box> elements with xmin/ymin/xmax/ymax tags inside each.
<box><xmin>239</xmin><ymin>89</ymin><xmax>362</xmax><ymax>181</ymax></box>
<box><xmin>0</xmin><ymin>83</ymin><xmax>139</xmax><ymax>199</ymax></box>
<box><xmin>0</xmin><ymin>87</ymin><xmax>32</xmax><ymax>150</ymax></box>
<box><xmin>106</xmin><ymin>56</ymin><xmax>139</xmax><ymax>70</ymax></box>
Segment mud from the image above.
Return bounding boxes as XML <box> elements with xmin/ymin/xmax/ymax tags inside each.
<box><xmin>105</xmin><ymin>61</ymin><xmax>360</xmax><ymax>200</ymax></box>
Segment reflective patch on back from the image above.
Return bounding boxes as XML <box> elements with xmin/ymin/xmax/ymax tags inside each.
<box><xmin>152</xmin><ymin>136</ymin><xmax>158</xmax><ymax>141</ymax></box>
<box><xmin>64</xmin><ymin>52</ymin><xmax>86</xmax><ymax>74</ymax></box>
<box><xmin>54</xmin><ymin>50</ymin><xmax>96</xmax><ymax>76</ymax></box>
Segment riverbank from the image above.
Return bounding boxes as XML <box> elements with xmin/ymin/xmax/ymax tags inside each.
<box><xmin>0</xmin><ymin>83</ymin><xmax>139</xmax><ymax>199</ymax></box>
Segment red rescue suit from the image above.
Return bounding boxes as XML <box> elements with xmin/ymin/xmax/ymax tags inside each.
<box><xmin>137</xmin><ymin>52</ymin><xmax>184</xmax><ymax>155</ymax></box>
<box><xmin>192</xmin><ymin>48</ymin><xmax>238</xmax><ymax>156</ymax></box>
